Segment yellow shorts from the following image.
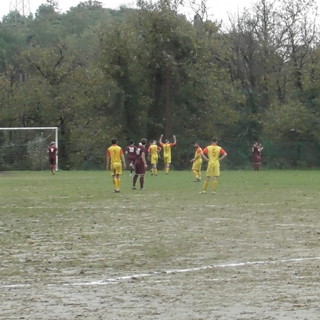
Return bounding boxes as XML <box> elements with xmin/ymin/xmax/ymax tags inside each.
<box><xmin>110</xmin><ymin>162</ymin><xmax>122</xmax><ymax>175</ymax></box>
<box><xmin>192</xmin><ymin>159</ymin><xmax>202</xmax><ymax>171</ymax></box>
<box><xmin>151</xmin><ymin>154</ymin><xmax>159</xmax><ymax>165</ymax></box>
<box><xmin>163</xmin><ymin>155</ymin><xmax>171</xmax><ymax>164</ymax></box>
<box><xmin>206</xmin><ymin>163</ymin><xmax>220</xmax><ymax>177</ymax></box>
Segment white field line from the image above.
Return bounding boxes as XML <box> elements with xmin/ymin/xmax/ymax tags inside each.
<box><xmin>1</xmin><ymin>256</ymin><xmax>319</xmax><ymax>289</ymax></box>
<box><xmin>275</xmin><ymin>223</ymin><xmax>317</xmax><ymax>227</ymax></box>
<box><xmin>71</xmin><ymin>257</ymin><xmax>320</xmax><ymax>287</ymax></box>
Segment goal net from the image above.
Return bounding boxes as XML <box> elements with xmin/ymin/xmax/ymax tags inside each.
<box><xmin>0</xmin><ymin>127</ymin><xmax>58</xmax><ymax>171</ymax></box>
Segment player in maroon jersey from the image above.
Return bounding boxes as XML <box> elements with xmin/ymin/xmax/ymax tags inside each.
<box><xmin>132</xmin><ymin>138</ymin><xmax>148</xmax><ymax>190</ymax></box>
<box><xmin>47</xmin><ymin>141</ymin><xmax>58</xmax><ymax>174</ymax></box>
<box><xmin>251</xmin><ymin>141</ymin><xmax>263</xmax><ymax>171</ymax></box>
<box><xmin>125</xmin><ymin>140</ymin><xmax>137</xmax><ymax>176</ymax></box>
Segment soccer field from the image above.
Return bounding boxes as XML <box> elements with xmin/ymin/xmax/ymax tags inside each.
<box><xmin>0</xmin><ymin>170</ymin><xmax>319</xmax><ymax>319</ymax></box>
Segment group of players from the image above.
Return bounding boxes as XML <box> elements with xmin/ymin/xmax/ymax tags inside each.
<box><xmin>106</xmin><ymin>135</ymin><xmax>228</xmax><ymax>194</ymax></box>
<box><xmin>106</xmin><ymin>135</ymin><xmax>177</xmax><ymax>192</ymax></box>
<box><xmin>48</xmin><ymin>137</ymin><xmax>263</xmax><ymax>193</ymax></box>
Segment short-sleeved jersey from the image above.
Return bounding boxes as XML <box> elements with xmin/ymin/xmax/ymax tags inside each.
<box><xmin>192</xmin><ymin>147</ymin><xmax>202</xmax><ymax>171</ymax></box>
<box><xmin>47</xmin><ymin>146</ymin><xmax>58</xmax><ymax>159</ymax></box>
<box><xmin>160</xmin><ymin>142</ymin><xmax>175</xmax><ymax>156</ymax></box>
<box><xmin>194</xmin><ymin>146</ymin><xmax>203</xmax><ymax>161</ymax></box>
<box><xmin>202</xmin><ymin>144</ymin><xmax>226</xmax><ymax>165</ymax></box>
<box><xmin>252</xmin><ymin>146</ymin><xmax>262</xmax><ymax>162</ymax></box>
<box><xmin>135</xmin><ymin>145</ymin><xmax>147</xmax><ymax>162</ymax></box>
<box><xmin>148</xmin><ymin>144</ymin><xmax>160</xmax><ymax>156</ymax></box>
<box><xmin>107</xmin><ymin>144</ymin><xmax>123</xmax><ymax>164</ymax></box>
<box><xmin>135</xmin><ymin>145</ymin><xmax>147</xmax><ymax>174</ymax></box>
<box><xmin>125</xmin><ymin>144</ymin><xmax>137</xmax><ymax>160</ymax></box>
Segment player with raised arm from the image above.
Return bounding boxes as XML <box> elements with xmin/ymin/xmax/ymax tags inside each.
<box><xmin>148</xmin><ymin>140</ymin><xmax>161</xmax><ymax>176</ymax></box>
<box><xmin>47</xmin><ymin>141</ymin><xmax>58</xmax><ymax>174</ymax></box>
<box><xmin>159</xmin><ymin>134</ymin><xmax>176</xmax><ymax>174</ymax></box>
<box><xmin>132</xmin><ymin>138</ymin><xmax>148</xmax><ymax>190</ymax></box>
<box><xmin>190</xmin><ymin>142</ymin><xmax>202</xmax><ymax>182</ymax></box>
<box><xmin>200</xmin><ymin>137</ymin><xmax>227</xmax><ymax>194</ymax></box>
<box><xmin>106</xmin><ymin>138</ymin><xmax>126</xmax><ymax>193</ymax></box>
<box><xmin>125</xmin><ymin>140</ymin><xmax>137</xmax><ymax>176</ymax></box>
<box><xmin>251</xmin><ymin>141</ymin><xmax>263</xmax><ymax>171</ymax></box>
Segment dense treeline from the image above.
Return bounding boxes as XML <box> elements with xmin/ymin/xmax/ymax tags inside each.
<box><xmin>0</xmin><ymin>0</ymin><xmax>320</xmax><ymax>169</ymax></box>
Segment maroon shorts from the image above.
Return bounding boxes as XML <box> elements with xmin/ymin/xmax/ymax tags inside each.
<box><xmin>128</xmin><ymin>156</ymin><xmax>136</xmax><ymax>164</ymax></box>
<box><xmin>135</xmin><ymin>160</ymin><xmax>145</xmax><ymax>175</ymax></box>
<box><xmin>252</xmin><ymin>155</ymin><xmax>261</xmax><ymax>164</ymax></box>
<box><xmin>49</xmin><ymin>157</ymin><xmax>56</xmax><ymax>165</ymax></box>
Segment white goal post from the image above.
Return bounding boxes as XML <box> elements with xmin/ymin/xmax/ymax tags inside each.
<box><xmin>0</xmin><ymin>127</ymin><xmax>59</xmax><ymax>171</ymax></box>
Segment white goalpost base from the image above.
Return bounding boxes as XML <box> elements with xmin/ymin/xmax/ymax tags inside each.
<box><xmin>0</xmin><ymin>127</ymin><xmax>58</xmax><ymax>171</ymax></box>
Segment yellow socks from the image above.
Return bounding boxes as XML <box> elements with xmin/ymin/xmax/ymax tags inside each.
<box><xmin>113</xmin><ymin>177</ymin><xmax>120</xmax><ymax>191</ymax></box>
<box><xmin>212</xmin><ymin>180</ymin><xmax>217</xmax><ymax>192</ymax></box>
<box><xmin>193</xmin><ymin>170</ymin><xmax>198</xmax><ymax>178</ymax></box>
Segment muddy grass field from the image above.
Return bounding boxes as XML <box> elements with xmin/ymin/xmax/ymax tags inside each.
<box><xmin>0</xmin><ymin>170</ymin><xmax>319</xmax><ymax>319</ymax></box>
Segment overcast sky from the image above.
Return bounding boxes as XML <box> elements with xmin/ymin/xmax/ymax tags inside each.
<box><xmin>0</xmin><ymin>0</ymin><xmax>254</xmax><ymax>22</ymax></box>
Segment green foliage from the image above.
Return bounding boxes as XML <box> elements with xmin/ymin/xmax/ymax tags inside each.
<box><xmin>0</xmin><ymin>0</ymin><xmax>319</xmax><ymax>170</ymax></box>
<box><xmin>262</xmin><ymin>102</ymin><xmax>313</xmax><ymax>141</ymax></box>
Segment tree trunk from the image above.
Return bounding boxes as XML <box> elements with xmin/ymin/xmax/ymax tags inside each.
<box><xmin>164</xmin><ymin>68</ymin><xmax>172</xmax><ymax>136</ymax></box>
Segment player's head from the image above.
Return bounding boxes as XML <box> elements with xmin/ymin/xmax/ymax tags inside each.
<box><xmin>194</xmin><ymin>142</ymin><xmax>199</xmax><ymax>147</ymax></box>
<box><xmin>211</xmin><ymin>137</ymin><xmax>218</xmax><ymax>143</ymax></box>
<box><xmin>165</xmin><ymin>139</ymin><xmax>169</xmax><ymax>143</ymax></box>
<box><xmin>140</xmin><ymin>138</ymin><xmax>147</xmax><ymax>146</ymax></box>
<box><xmin>50</xmin><ymin>141</ymin><xmax>55</xmax><ymax>145</ymax></box>
<box><xmin>152</xmin><ymin>140</ymin><xmax>157</xmax><ymax>144</ymax></box>
<box><xmin>129</xmin><ymin>139</ymin><xmax>134</xmax><ymax>145</ymax></box>
<box><xmin>111</xmin><ymin>138</ymin><xmax>117</xmax><ymax>144</ymax></box>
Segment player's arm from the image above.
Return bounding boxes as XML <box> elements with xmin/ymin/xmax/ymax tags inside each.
<box><xmin>141</xmin><ymin>151</ymin><xmax>147</xmax><ymax>167</ymax></box>
<box><xmin>173</xmin><ymin>135</ymin><xmax>176</xmax><ymax>145</ymax></box>
<box><xmin>195</xmin><ymin>148</ymin><xmax>202</xmax><ymax>160</ymax></box>
<box><xmin>201</xmin><ymin>153</ymin><xmax>209</xmax><ymax>162</ymax></box>
<box><xmin>191</xmin><ymin>151</ymin><xmax>199</xmax><ymax>163</ymax></box>
<box><xmin>106</xmin><ymin>153</ymin><xmax>110</xmax><ymax>170</ymax></box>
<box><xmin>201</xmin><ymin>148</ymin><xmax>209</xmax><ymax>162</ymax></box>
<box><xmin>219</xmin><ymin>149</ymin><xmax>227</xmax><ymax>161</ymax></box>
<box><xmin>159</xmin><ymin>134</ymin><xmax>163</xmax><ymax>145</ymax></box>
<box><xmin>121</xmin><ymin>152</ymin><xmax>126</xmax><ymax>169</ymax></box>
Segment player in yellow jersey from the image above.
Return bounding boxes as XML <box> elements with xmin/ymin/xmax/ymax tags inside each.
<box><xmin>190</xmin><ymin>142</ymin><xmax>202</xmax><ymax>182</ymax></box>
<box><xmin>148</xmin><ymin>140</ymin><xmax>161</xmax><ymax>176</ymax></box>
<box><xmin>200</xmin><ymin>137</ymin><xmax>227</xmax><ymax>194</ymax></box>
<box><xmin>106</xmin><ymin>138</ymin><xmax>126</xmax><ymax>193</ymax></box>
<box><xmin>159</xmin><ymin>134</ymin><xmax>176</xmax><ymax>174</ymax></box>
